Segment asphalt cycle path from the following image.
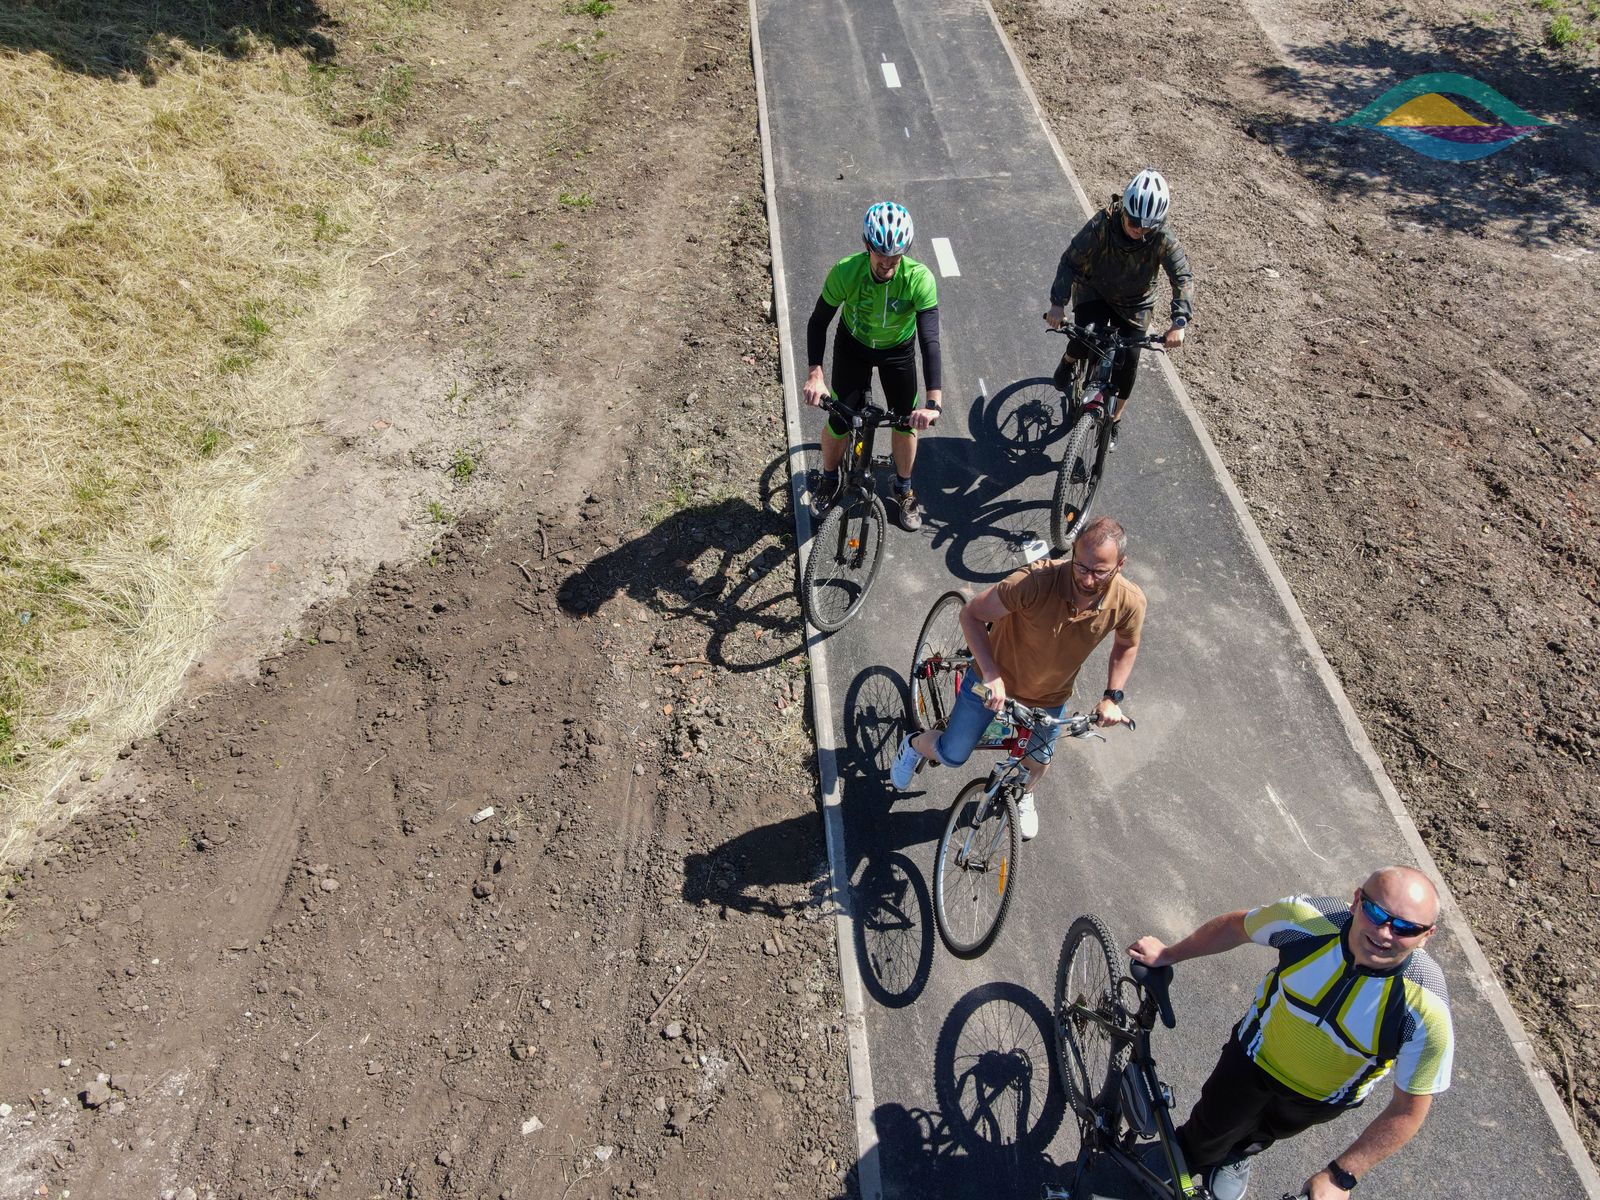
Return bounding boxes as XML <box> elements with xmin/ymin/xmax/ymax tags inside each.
<box><xmin>749</xmin><ymin>1</ymin><xmax>1597</xmax><ymax>1198</ymax></box>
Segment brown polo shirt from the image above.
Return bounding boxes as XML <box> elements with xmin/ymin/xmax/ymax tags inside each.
<box><xmin>989</xmin><ymin>561</ymin><xmax>1145</xmax><ymax>707</ymax></box>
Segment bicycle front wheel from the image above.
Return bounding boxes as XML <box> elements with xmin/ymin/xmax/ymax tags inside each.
<box><xmin>1054</xmin><ymin>914</ymin><xmax>1130</xmax><ymax>1119</ymax></box>
<box><xmin>802</xmin><ymin>490</ymin><xmax>887</xmax><ymax>632</ymax></box>
<box><xmin>1050</xmin><ymin>413</ymin><xmax>1104</xmax><ymax>553</ymax></box>
<box><xmin>933</xmin><ymin>779</ymin><xmax>1020</xmax><ymax>958</ymax></box>
<box><xmin>908</xmin><ymin>590</ymin><xmax>967</xmax><ymax>733</ymax></box>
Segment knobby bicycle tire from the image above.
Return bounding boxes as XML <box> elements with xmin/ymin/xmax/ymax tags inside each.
<box><xmin>802</xmin><ymin>490</ymin><xmax>886</xmax><ymax>632</ymax></box>
<box><xmin>1050</xmin><ymin>411</ymin><xmax>1104</xmax><ymax>553</ymax></box>
<box><xmin>909</xmin><ymin>590</ymin><xmax>968</xmax><ymax>733</ymax></box>
<box><xmin>1054</xmin><ymin>914</ymin><xmax>1131</xmax><ymax>1119</ymax></box>
<box><xmin>933</xmin><ymin>779</ymin><xmax>1020</xmax><ymax>958</ymax></box>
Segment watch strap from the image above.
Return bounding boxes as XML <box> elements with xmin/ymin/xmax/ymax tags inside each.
<box><xmin>1327</xmin><ymin>1159</ymin><xmax>1358</xmax><ymax>1190</ymax></box>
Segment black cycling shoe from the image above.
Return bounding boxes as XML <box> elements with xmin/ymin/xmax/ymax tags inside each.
<box><xmin>807</xmin><ymin>470</ymin><xmax>840</xmax><ymax>521</ymax></box>
<box><xmin>1108</xmin><ymin>418</ymin><xmax>1121</xmax><ymax>453</ymax></box>
<box><xmin>1052</xmin><ymin>354</ymin><xmax>1078</xmax><ymax>395</ymax></box>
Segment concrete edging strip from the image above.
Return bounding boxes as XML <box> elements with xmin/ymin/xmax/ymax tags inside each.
<box><xmin>746</xmin><ymin>6</ymin><xmax>885</xmax><ymax>1198</ymax></box>
<box><xmin>976</xmin><ymin>0</ymin><xmax>1600</xmax><ymax>1191</ymax></box>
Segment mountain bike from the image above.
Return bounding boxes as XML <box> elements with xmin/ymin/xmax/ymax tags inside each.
<box><xmin>1045</xmin><ymin>322</ymin><xmax>1165</xmax><ymax>553</ymax></box>
<box><xmin>802</xmin><ymin>393</ymin><xmax>893</xmax><ymax>632</ymax></box>
<box><xmin>908</xmin><ymin>592</ymin><xmax>1132</xmax><ymax>958</ymax></box>
<box><xmin>1047</xmin><ymin>914</ymin><xmax>1307</xmax><ymax>1200</ymax></box>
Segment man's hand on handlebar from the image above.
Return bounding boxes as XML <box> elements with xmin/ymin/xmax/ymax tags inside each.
<box><xmin>803</xmin><ymin>366</ymin><xmax>829</xmax><ymax>408</ymax></box>
<box><xmin>1045</xmin><ymin>305</ymin><xmax>1065</xmax><ymax>331</ymax></box>
<box><xmin>1127</xmin><ymin>935</ymin><xmax>1171</xmax><ymax>968</ymax></box>
<box><xmin>1162</xmin><ymin>322</ymin><xmax>1187</xmax><ymax>350</ymax></box>
<box><xmin>1093</xmin><ymin>696</ymin><xmax>1132</xmax><ymax>727</ymax></box>
<box><xmin>976</xmin><ymin>676</ymin><xmax>1008</xmax><ymax>712</ymax></box>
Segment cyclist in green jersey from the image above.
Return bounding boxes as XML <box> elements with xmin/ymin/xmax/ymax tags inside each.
<box><xmin>1128</xmin><ymin>866</ymin><xmax>1453</xmax><ymax>1200</ymax></box>
<box><xmin>803</xmin><ymin>201</ymin><xmax>943</xmax><ymax>533</ymax></box>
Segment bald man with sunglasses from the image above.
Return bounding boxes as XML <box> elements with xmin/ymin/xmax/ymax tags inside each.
<box><xmin>1128</xmin><ymin>867</ymin><xmax>1454</xmax><ymax>1200</ymax></box>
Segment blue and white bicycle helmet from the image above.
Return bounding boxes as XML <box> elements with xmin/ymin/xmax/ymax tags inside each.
<box><xmin>1122</xmin><ymin>169</ymin><xmax>1171</xmax><ymax>230</ymax></box>
<box><xmin>863</xmin><ymin>201</ymin><xmax>915</xmax><ymax>255</ymax></box>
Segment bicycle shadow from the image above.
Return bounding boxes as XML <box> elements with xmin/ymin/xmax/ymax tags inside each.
<box><xmin>555</xmin><ymin>485</ymin><xmax>802</xmax><ymax>673</ymax></box>
<box><xmin>0</xmin><ymin>1</ymin><xmax>337</xmax><ymax>82</ymax></box>
<box><xmin>864</xmin><ymin>980</ymin><xmax>1068</xmax><ymax>1196</ymax></box>
<box><xmin>967</xmin><ymin>375</ymin><xmax>1073</xmax><ymax>471</ymax></box>
<box><xmin>851</xmin><ymin>849</ymin><xmax>936</xmax><ymax>1010</ymax></box>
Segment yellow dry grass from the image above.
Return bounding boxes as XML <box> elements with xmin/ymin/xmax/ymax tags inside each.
<box><xmin>0</xmin><ymin>13</ymin><xmax>387</xmax><ymax>865</ymax></box>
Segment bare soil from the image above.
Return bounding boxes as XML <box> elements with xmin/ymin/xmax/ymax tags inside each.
<box><xmin>1</xmin><ymin>1</ymin><xmax>853</xmax><ymax>1197</ymax></box>
<box><xmin>2</xmin><ymin>0</ymin><xmax>1597</xmax><ymax>1197</ymax></box>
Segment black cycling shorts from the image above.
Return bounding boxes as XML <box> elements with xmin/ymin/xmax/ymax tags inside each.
<box><xmin>1067</xmin><ymin>297</ymin><xmax>1145</xmax><ymax>401</ymax></box>
<box><xmin>827</xmin><ymin>325</ymin><xmax>921</xmax><ymax>436</ymax></box>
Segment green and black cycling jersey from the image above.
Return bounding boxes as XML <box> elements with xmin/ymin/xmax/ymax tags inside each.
<box><xmin>806</xmin><ymin>252</ymin><xmax>942</xmax><ymax>392</ymax></box>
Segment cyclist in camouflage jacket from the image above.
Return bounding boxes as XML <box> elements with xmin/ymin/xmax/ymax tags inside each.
<box><xmin>1046</xmin><ymin>169</ymin><xmax>1195</xmax><ymax>441</ymax></box>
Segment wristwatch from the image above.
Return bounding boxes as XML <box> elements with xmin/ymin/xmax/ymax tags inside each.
<box><xmin>1327</xmin><ymin>1160</ymin><xmax>1358</xmax><ymax>1190</ymax></box>
<box><xmin>1102</xmin><ymin>689</ymin><xmax>1124</xmax><ymax>705</ymax></box>
<box><xmin>1172</xmin><ymin>316</ymin><xmax>1188</xmax><ymax>329</ymax></box>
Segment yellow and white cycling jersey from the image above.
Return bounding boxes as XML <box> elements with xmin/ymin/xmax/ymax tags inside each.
<box><xmin>1235</xmin><ymin>895</ymin><xmax>1454</xmax><ymax>1105</ymax></box>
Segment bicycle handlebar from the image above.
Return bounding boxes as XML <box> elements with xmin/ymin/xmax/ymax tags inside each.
<box><xmin>971</xmin><ymin>684</ymin><xmax>1137</xmax><ymax>734</ymax></box>
<box><xmin>821</xmin><ymin>394</ymin><xmax>892</xmax><ymax>427</ymax></box>
<box><xmin>1042</xmin><ymin>318</ymin><xmax>1168</xmax><ymax>355</ymax></box>
<box><xmin>1129</xmin><ymin>960</ymin><xmax>1176</xmax><ymax>1029</ymax></box>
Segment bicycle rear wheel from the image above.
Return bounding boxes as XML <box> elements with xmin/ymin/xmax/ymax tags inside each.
<box><xmin>933</xmin><ymin>779</ymin><xmax>1020</xmax><ymax>958</ymax></box>
<box><xmin>1050</xmin><ymin>411</ymin><xmax>1105</xmax><ymax>553</ymax></box>
<box><xmin>908</xmin><ymin>590</ymin><xmax>968</xmax><ymax>733</ymax></box>
<box><xmin>802</xmin><ymin>489</ymin><xmax>886</xmax><ymax>632</ymax></box>
<box><xmin>1054</xmin><ymin>914</ymin><xmax>1130</xmax><ymax>1119</ymax></box>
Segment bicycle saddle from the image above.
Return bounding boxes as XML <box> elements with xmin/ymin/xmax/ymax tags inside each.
<box><xmin>1129</xmin><ymin>960</ymin><xmax>1177</xmax><ymax>1029</ymax></box>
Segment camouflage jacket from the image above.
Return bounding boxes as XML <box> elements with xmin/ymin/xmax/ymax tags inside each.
<box><xmin>1049</xmin><ymin>196</ymin><xmax>1196</xmax><ymax>327</ymax></box>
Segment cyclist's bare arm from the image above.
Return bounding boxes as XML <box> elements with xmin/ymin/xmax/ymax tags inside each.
<box><xmin>1095</xmin><ymin>637</ymin><xmax>1139</xmax><ymax>725</ymax></box>
<box><xmin>1306</xmin><ymin>1089</ymin><xmax>1431</xmax><ymax>1199</ymax></box>
<box><xmin>1127</xmin><ymin>910</ymin><xmax>1250</xmax><ymax>968</ymax></box>
<box><xmin>958</xmin><ymin>587</ymin><xmax>1010</xmax><ymax>710</ymax></box>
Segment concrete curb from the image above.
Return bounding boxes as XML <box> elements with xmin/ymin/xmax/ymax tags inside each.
<box><xmin>976</xmin><ymin>0</ymin><xmax>1600</xmax><ymax>1191</ymax></box>
<box><xmin>746</xmin><ymin>7</ymin><xmax>884</xmax><ymax>1198</ymax></box>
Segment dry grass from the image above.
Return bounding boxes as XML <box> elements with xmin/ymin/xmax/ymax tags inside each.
<box><xmin>0</xmin><ymin>4</ymin><xmax>427</xmax><ymax>864</ymax></box>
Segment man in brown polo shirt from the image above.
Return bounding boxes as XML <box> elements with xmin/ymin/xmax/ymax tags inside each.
<box><xmin>890</xmin><ymin>516</ymin><xmax>1144</xmax><ymax>838</ymax></box>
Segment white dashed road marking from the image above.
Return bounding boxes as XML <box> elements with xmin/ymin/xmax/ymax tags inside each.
<box><xmin>881</xmin><ymin>62</ymin><xmax>901</xmax><ymax>88</ymax></box>
<box><xmin>930</xmin><ymin>237</ymin><xmax>960</xmax><ymax>277</ymax></box>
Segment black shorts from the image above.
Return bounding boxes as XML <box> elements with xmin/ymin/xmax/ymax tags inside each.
<box><xmin>1067</xmin><ymin>297</ymin><xmax>1145</xmax><ymax>401</ymax></box>
<box><xmin>828</xmin><ymin>325</ymin><xmax>921</xmax><ymax>435</ymax></box>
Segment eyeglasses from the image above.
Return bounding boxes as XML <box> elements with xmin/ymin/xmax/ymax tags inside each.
<box><xmin>1070</xmin><ymin>557</ymin><xmax>1118</xmax><ymax>582</ymax></box>
<box><xmin>1356</xmin><ymin>890</ymin><xmax>1433</xmax><ymax>938</ymax></box>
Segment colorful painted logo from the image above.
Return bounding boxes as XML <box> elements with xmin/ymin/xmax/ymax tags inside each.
<box><xmin>1337</xmin><ymin>72</ymin><xmax>1550</xmax><ymax>162</ymax></box>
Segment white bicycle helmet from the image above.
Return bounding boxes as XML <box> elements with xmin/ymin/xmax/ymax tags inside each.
<box><xmin>1122</xmin><ymin>169</ymin><xmax>1171</xmax><ymax>230</ymax></box>
<box><xmin>863</xmin><ymin>201</ymin><xmax>915</xmax><ymax>255</ymax></box>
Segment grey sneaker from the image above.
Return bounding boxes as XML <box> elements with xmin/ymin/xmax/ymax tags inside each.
<box><xmin>1206</xmin><ymin>1157</ymin><xmax>1252</xmax><ymax>1200</ymax></box>
<box><xmin>890</xmin><ymin>733</ymin><xmax>922</xmax><ymax>790</ymax></box>
<box><xmin>1016</xmin><ymin>791</ymin><xmax>1039</xmax><ymax>840</ymax></box>
<box><xmin>808</xmin><ymin>470</ymin><xmax>839</xmax><ymax>520</ymax></box>
<box><xmin>894</xmin><ymin>485</ymin><xmax>924</xmax><ymax>532</ymax></box>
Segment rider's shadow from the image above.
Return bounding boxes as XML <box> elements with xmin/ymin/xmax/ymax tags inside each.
<box><xmin>910</xmin><ymin>376</ymin><xmax>1069</xmax><ymax>585</ymax></box>
<box><xmin>555</xmin><ymin>478</ymin><xmax>801</xmax><ymax>673</ymax></box>
<box><xmin>868</xmin><ymin>980</ymin><xmax>1068</xmax><ymax>1196</ymax></box>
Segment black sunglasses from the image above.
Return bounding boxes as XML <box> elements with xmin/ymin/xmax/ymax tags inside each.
<box><xmin>1357</xmin><ymin>889</ymin><xmax>1433</xmax><ymax>938</ymax></box>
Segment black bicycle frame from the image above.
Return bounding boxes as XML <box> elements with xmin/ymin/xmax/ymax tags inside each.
<box><xmin>1065</xmin><ymin>997</ymin><xmax>1204</xmax><ymax>1199</ymax></box>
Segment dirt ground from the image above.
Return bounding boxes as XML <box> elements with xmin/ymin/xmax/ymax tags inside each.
<box><xmin>0</xmin><ymin>1</ymin><xmax>855</xmax><ymax>1197</ymax></box>
<box><xmin>1</xmin><ymin>0</ymin><xmax>1597</xmax><ymax>1197</ymax></box>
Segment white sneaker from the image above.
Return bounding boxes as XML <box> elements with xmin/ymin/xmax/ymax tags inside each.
<box><xmin>1206</xmin><ymin>1158</ymin><xmax>1252</xmax><ymax>1200</ymax></box>
<box><xmin>1016</xmin><ymin>792</ymin><xmax>1039</xmax><ymax>840</ymax></box>
<box><xmin>890</xmin><ymin>733</ymin><xmax>922</xmax><ymax>791</ymax></box>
